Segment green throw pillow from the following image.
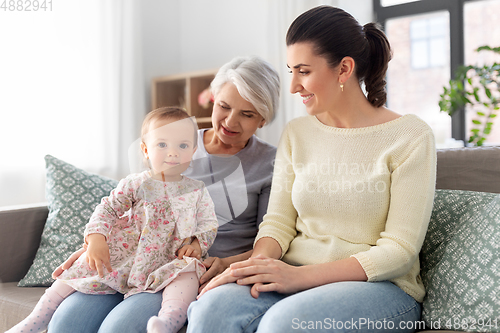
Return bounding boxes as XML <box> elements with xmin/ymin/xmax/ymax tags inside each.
<box><xmin>18</xmin><ymin>155</ymin><xmax>118</xmax><ymax>287</ymax></box>
<box><xmin>420</xmin><ymin>189</ymin><xmax>500</xmax><ymax>332</ymax></box>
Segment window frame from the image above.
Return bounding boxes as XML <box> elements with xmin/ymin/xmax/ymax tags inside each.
<box><xmin>372</xmin><ymin>0</ymin><xmax>490</xmax><ymax>142</ymax></box>
<box><xmin>409</xmin><ymin>15</ymin><xmax>449</xmax><ymax>70</ymax></box>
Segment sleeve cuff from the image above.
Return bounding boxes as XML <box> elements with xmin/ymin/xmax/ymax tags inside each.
<box><xmin>351</xmin><ymin>252</ymin><xmax>378</xmax><ymax>282</ymax></box>
<box><xmin>254</xmin><ymin>225</ymin><xmax>291</xmax><ymax>259</ymax></box>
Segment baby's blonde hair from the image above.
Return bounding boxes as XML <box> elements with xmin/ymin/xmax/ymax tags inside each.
<box><xmin>141</xmin><ymin>106</ymin><xmax>198</xmax><ymax>147</ymax></box>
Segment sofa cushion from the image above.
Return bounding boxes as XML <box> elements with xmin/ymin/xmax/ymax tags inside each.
<box><xmin>18</xmin><ymin>155</ymin><xmax>118</xmax><ymax>287</ymax></box>
<box><xmin>420</xmin><ymin>189</ymin><xmax>500</xmax><ymax>332</ymax></box>
<box><xmin>0</xmin><ymin>282</ymin><xmax>47</xmax><ymax>330</ymax></box>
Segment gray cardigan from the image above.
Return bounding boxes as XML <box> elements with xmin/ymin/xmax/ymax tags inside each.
<box><xmin>184</xmin><ymin>129</ymin><xmax>277</xmax><ymax>258</ymax></box>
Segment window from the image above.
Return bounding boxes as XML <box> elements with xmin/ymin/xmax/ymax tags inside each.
<box><xmin>0</xmin><ymin>1</ymin><xmax>138</xmax><ymax>207</ymax></box>
<box><xmin>381</xmin><ymin>0</ymin><xmax>421</xmax><ymax>7</ymax></box>
<box><xmin>374</xmin><ymin>0</ymin><xmax>500</xmax><ymax>146</ymax></box>
<box><xmin>385</xmin><ymin>11</ymin><xmax>451</xmax><ymax>147</ymax></box>
<box><xmin>464</xmin><ymin>0</ymin><xmax>500</xmax><ymax>144</ymax></box>
<box><xmin>410</xmin><ymin>15</ymin><xmax>448</xmax><ymax>69</ymax></box>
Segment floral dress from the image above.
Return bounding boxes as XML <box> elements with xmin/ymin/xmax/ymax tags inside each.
<box><xmin>58</xmin><ymin>171</ymin><xmax>218</xmax><ymax>298</ymax></box>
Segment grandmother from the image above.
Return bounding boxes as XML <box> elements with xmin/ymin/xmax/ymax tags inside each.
<box><xmin>48</xmin><ymin>55</ymin><xmax>280</xmax><ymax>333</ymax></box>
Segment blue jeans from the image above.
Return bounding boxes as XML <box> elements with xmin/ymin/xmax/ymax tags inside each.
<box><xmin>48</xmin><ymin>291</ymin><xmax>162</xmax><ymax>333</ymax></box>
<box><xmin>187</xmin><ymin>281</ymin><xmax>422</xmax><ymax>333</ymax></box>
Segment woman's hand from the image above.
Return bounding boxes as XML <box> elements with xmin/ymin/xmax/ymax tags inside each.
<box><xmin>198</xmin><ymin>254</ymin><xmax>306</xmax><ymax>299</ymax></box>
<box><xmin>86</xmin><ymin>233</ymin><xmax>112</xmax><ymax>278</ymax></box>
<box><xmin>198</xmin><ymin>257</ymin><xmax>230</xmax><ymax>292</ymax></box>
<box><xmin>51</xmin><ymin>247</ymin><xmax>86</xmax><ymax>279</ymax></box>
<box><xmin>231</xmin><ymin>254</ymin><xmax>306</xmax><ymax>298</ymax></box>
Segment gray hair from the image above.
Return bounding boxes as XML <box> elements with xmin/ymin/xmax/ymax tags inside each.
<box><xmin>211</xmin><ymin>56</ymin><xmax>280</xmax><ymax>124</ymax></box>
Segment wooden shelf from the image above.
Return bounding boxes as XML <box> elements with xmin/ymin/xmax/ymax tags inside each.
<box><xmin>152</xmin><ymin>69</ymin><xmax>218</xmax><ymax>129</ymax></box>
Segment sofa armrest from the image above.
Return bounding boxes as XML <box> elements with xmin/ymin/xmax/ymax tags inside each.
<box><xmin>0</xmin><ymin>204</ymin><xmax>48</xmax><ymax>283</ymax></box>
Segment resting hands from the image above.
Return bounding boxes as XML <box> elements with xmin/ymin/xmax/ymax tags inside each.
<box><xmin>52</xmin><ymin>236</ymin><xmax>205</xmax><ymax>279</ymax></box>
<box><xmin>198</xmin><ymin>254</ymin><xmax>306</xmax><ymax>299</ymax></box>
<box><xmin>198</xmin><ymin>257</ymin><xmax>230</xmax><ymax>292</ymax></box>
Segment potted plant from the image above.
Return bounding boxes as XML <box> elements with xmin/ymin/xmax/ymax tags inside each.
<box><xmin>439</xmin><ymin>46</ymin><xmax>499</xmax><ymax>146</ymax></box>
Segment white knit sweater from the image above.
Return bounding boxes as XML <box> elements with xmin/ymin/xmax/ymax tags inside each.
<box><xmin>256</xmin><ymin>114</ymin><xmax>436</xmax><ymax>302</ymax></box>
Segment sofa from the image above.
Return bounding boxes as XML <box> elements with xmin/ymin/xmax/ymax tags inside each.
<box><xmin>1</xmin><ymin>146</ymin><xmax>500</xmax><ymax>333</ymax></box>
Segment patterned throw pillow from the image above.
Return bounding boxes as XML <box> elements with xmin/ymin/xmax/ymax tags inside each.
<box><xmin>18</xmin><ymin>155</ymin><xmax>118</xmax><ymax>287</ymax></box>
<box><xmin>420</xmin><ymin>189</ymin><xmax>500</xmax><ymax>332</ymax></box>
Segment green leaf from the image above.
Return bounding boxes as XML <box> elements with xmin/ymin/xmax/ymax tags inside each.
<box><xmin>485</xmin><ymin>87</ymin><xmax>492</xmax><ymax>99</ymax></box>
<box><xmin>477</xmin><ymin>45</ymin><xmax>500</xmax><ymax>53</ymax></box>
<box><xmin>473</xmin><ymin>90</ymin><xmax>480</xmax><ymax>102</ymax></box>
<box><xmin>441</xmin><ymin>45</ymin><xmax>499</xmax><ymax>143</ymax></box>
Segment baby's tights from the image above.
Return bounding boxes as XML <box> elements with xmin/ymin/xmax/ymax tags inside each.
<box><xmin>7</xmin><ymin>280</ymin><xmax>75</xmax><ymax>333</ymax></box>
<box><xmin>147</xmin><ymin>271</ymin><xmax>199</xmax><ymax>333</ymax></box>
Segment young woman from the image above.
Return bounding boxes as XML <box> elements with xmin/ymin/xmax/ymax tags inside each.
<box><xmin>188</xmin><ymin>6</ymin><xmax>436</xmax><ymax>333</ymax></box>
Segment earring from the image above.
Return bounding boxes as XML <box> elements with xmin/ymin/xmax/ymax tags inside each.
<box><xmin>340</xmin><ymin>83</ymin><xmax>344</xmax><ymax>92</ymax></box>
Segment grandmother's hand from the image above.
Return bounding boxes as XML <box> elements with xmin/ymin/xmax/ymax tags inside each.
<box><xmin>51</xmin><ymin>247</ymin><xmax>86</xmax><ymax>279</ymax></box>
<box><xmin>198</xmin><ymin>254</ymin><xmax>306</xmax><ymax>299</ymax></box>
<box><xmin>198</xmin><ymin>257</ymin><xmax>229</xmax><ymax>292</ymax></box>
<box><xmin>197</xmin><ymin>265</ymin><xmax>238</xmax><ymax>299</ymax></box>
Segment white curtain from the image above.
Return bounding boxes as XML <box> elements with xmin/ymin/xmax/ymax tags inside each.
<box><xmin>0</xmin><ymin>0</ymin><xmax>145</xmax><ymax>207</ymax></box>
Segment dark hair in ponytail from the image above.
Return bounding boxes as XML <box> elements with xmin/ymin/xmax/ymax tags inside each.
<box><xmin>362</xmin><ymin>22</ymin><xmax>392</xmax><ymax>107</ymax></box>
<box><xmin>286</xmin><ymin>6</ymin><xmax>392</xmax><ymax>107</ymax></box>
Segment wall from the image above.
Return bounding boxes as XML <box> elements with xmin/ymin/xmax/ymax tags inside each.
<box><xmin>178</xmin><ymin>0</ymin><xmax>271</xmax><ymax>73</ymax></box>
<box><xmin>139</xmin><ymin>1</ymin><xmax>374</xmax><ymax>145</ymax></box>
<box><xmin>140</xmin><ymin>0</ymin><xmax>181</xmax><ymax>113</ymax></box>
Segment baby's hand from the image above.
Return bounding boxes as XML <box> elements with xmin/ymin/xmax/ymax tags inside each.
<box><xmin>177</xmin><ymin>240</ymin><xmax>201</xmax><ymax>260</ymax></box>
<box><xmin>86</xmin><ymin>234</ymin><xmax>112</xmax><ymax>277</ymax></box>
